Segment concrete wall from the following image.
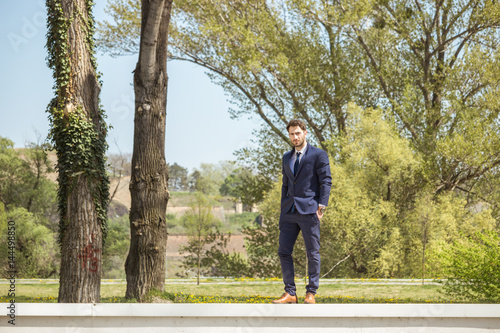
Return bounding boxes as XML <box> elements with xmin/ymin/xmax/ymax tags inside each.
<box><xmin>2</xmin><ymin>303</ymin><xmax>500</xmax><ymax>332</ymax></box>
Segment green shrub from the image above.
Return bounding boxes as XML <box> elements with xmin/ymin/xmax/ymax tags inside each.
<box><xmin>226</xmin><ymin>212</ymin><xmax>259</xmax><ymax>232</ymax></box>
<box><xmin>439</xmin><ymin>231</ymin><xmax>500</xmax><ymax>302</ymax></box>
<box><xmin>0</xmin><ymin>204</ymin><xmax>59</xmax><ymax>278</ymax></box>
<box><xmin>102</xmin><ymin>215</ymin><xmax>130</xmax><ymax>279</ymax></box>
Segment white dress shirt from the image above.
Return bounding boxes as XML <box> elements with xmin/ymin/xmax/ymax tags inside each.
<box><xmin>289</xmin><ymin>142</ymin><xmax>308</xmax><ymax>173</ymax></box>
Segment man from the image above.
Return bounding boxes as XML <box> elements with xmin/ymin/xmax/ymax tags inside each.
<box><xmin>272</xmin><ymin>119</ymin><xmax>332</xmax><ymax>304</ymax></box>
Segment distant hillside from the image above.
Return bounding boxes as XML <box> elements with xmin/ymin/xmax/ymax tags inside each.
<box><xmin>43</xmin><ymin>150</ymin><xmax>243</xmax><ymax>219</ymax></box>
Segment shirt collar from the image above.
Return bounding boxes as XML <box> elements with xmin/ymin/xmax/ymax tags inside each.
<box><xmin>295</xmin><ymin>142</ymin><xmax>308</xmax><ymax>155</ymax></box>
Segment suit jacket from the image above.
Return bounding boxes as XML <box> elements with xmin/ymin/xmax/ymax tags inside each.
<box><xmin>281</xmin><ymin>144</ymin><xmax>332</xmax><ymax>215</ymax></box>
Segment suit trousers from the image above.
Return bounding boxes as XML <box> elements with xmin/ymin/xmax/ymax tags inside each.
<box><xmin>278</xmin><ymin>211</ymin><xmax>321</xmax><ymax>296</ymax></box>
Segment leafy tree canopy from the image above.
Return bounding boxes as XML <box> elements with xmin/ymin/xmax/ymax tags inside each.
<box><xmin>220</xmin><ymin>167</ymin><xmax>272</xmax><ymax>207</ymax></box>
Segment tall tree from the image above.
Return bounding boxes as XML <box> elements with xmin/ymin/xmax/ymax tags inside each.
<box><xmin>346</xmin><ymin>0</ymin><xmax>500</xmax><ymax>194</ymax></box>
<box><xmin>96</xmin><ymin>0</ymin><xmax>381</xmax><ymax>178</ymax></box>
<box><xmin>169</xmin><ymin>0</ymin><xmax>369</xmax><ymax>147</ymax></box>
<box><xmin>190</xmin><ymin>162</ymin><xmax>236</xmax><ymax>195</ymax></box>
<box><xmin>124</xmin><ymin>0</ymin><xmax>173</xmax><ymax>301</ymax></box>
<box><xmin>98</xmin><ymin>0</ymin><xmax>500</xmax><ymax>194</ymax></box>
<box><xmin>23</xmin><ymin>140</ymin><xmax>56</xmax><ymax>216</ymax></box>
<box><xmin>179</xmin><ymin>192</ymin><xmax>220</xmax><ymax>285</ymax></box>
<box><xmin>46</xmin><ymin>0</ymin><xmax>110</xmax><ymax>302</ymax></box>
<box><xmin>220</xmin><ymin>167</ymin><xmax>272</xmax><ymax>208</ymax></box>
<box><xmin>167</xmin><ymin>162</ymin><xmax>189</xmax><ymax>191</ymax></box>
<box><xmin>0</xmin><ymin>138</ymin><xmax>24</xmax><ymax>208</ymax></box>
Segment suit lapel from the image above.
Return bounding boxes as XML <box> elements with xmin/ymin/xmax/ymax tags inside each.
<box><xmin>284</xmin><ymin>149</ymin><xmax>294</xmax><ymax>178</ymax></box>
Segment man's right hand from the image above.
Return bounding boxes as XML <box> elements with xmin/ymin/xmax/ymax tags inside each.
<box><xmin>316</xmin><ymin>207</ymin><xmax>324</xmax><ymax>220</ymax></box>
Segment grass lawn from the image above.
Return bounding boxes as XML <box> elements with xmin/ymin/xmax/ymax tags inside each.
<box><xmin>0</xmin><ymin>279</ymin><xmax>455</xmax><ymax>303</ymax></box>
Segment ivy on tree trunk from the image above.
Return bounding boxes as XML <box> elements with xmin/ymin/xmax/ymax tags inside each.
<box><xmin>46</xmin><ymin>0</ymin><xmax>109</xmax><ymax>303</ymax></box>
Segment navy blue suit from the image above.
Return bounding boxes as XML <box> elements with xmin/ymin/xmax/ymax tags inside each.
<box><xmin>279</xmin><ymin>143</ymin><xmax>332</xmax><ymax>295</ymax></box>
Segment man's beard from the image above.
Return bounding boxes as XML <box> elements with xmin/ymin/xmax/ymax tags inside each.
<box><xmin>294</xmin><ymin>138</ymin><xmax>305</xmax><ymax>147</ymax></box>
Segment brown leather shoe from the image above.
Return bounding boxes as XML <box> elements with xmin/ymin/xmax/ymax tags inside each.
<box><xmin>272</xmin><ymin>292</ymin><xmax>298</xmax><ymax>304</ymax></box>
<box><xmin>304</xmin><ymin>292</ymin><xmax>316</xmax><ymax>304</ymax></box>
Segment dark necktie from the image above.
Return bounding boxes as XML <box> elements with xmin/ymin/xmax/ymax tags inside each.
<box><xmin>291</xmin><ymin>152</ymin><xmax>301</xmax><ymax>213</ymax></box>
<box><xmin>294</xmin><ymin>152</ymin><xmax>301</xmax><ymax>176</ymax></box>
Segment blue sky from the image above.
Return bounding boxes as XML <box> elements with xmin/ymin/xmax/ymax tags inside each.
<box><xmin>0</xmin><ymin>1</ymin><xmax>259</xmax><ymax>171</ymax></box>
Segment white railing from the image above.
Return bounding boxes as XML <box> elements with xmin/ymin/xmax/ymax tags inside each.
<box><xmin>2</xmin><ymin>303</ymin><xmax>500</xmax><ymax>332</ymax></box>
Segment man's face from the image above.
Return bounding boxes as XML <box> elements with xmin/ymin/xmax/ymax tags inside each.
<box><xmin>288</xmin><ymin>126</ymin><xmax>307</xmax><ymax>148</ymax></box>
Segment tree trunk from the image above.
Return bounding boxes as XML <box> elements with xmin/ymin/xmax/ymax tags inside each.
<box><xmin>46</xmin><ymin>0</ymin><xmax>109</xmax><ymax>303</ymax></box>
<box><xmin>197</xmin><ymin>246</ymin><xmax>201</xmax><ymax>286</ymax></box>
<box><xmin>59</xmin><ymin>176</ymin><xmax>103</xmax><ymax>302</ymax></box>
<box><xmin>422</xmin><ymin>221</ymin><xmax>427</xmax><ymax>286</ymax></box>
<box><xmin>125</xmin><ymin>0</ymin><xmax>172</xmax><ymax>302</ymax></box>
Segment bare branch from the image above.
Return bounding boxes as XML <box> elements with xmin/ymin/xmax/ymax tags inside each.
<box><xmin>170</xmin><ymin>51</ymin><xmax>290</xmax><ymax>145</ymax></box>
<box><xmin>321</xmin><ymin>254</ymin><xmax>351</xmax><ymax>278</ymax></box>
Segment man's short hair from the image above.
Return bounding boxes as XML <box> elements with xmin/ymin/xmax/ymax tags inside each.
<box><xmin>286</xmin><ymin>119</ymin><xmax>307</xmax><ymax>132</ymax></box>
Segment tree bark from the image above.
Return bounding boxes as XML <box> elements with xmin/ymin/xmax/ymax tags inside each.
<box><xmin>125</xmin><ymin>0</ymin><xmax>172</xmax><ymax>302</ymax></box>
<box><xmin>50</xmin><ymin>0</ymin><xmax>108</xmax><ymax>303</ymax></box>
<box><xmin>59</xmin><ymin>175</ymin><xmax>103</xmax><ymax>302</ymax></box>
